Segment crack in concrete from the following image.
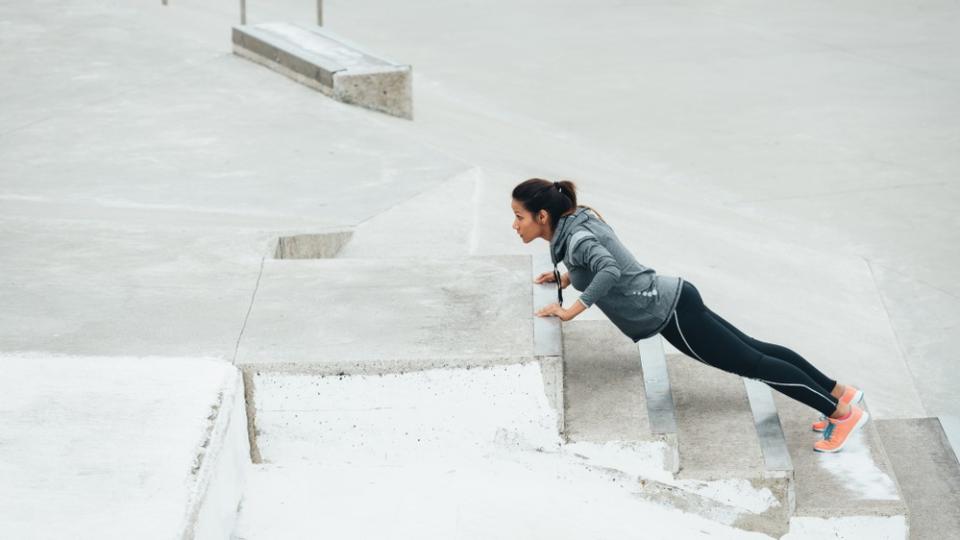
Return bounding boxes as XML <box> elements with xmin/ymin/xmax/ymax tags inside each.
<box><xmin>232</xmin><ymin>254</ymin><xmax>265</xmax><ymax>365</ymax></box>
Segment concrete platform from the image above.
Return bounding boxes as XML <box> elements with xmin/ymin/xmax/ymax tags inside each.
<box><xmin>235</xmin><ymin>256</ymin><xmax>537</xmax><ymax>371</ymax></box>
<box><xmin>235</xmin><ymin>255</ymin><xmax>565</xmax><ymax>459</ymax></box>
<box><xmin>232</xmin><ymin>23</ymin><xmax>412</xmax><ymax>118</ymax></box>
<box><xmin>0</xmin><ymin>353</ymin><xmax>249</xmax><ymax>540</ymax></box>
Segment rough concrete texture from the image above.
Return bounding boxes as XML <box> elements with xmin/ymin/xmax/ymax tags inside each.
<box><xmin>668</xmin><ymin>354</ymin><xmax>766</xmax><ymax>479</ymax></box>
<box><xmin>0</xmin><ymin>354</ymin><xmax>244</xmax><ymax>540</ymax></box>
<box><xmin>875</xmin><ymin>417</ymin><xmax>960</xmax><ymax>540</ymax></box>
<box><xmin>562</xmin><ymin>319</ymin><xmax>653</xmax><ymax>443</ymax></box>
<box><xmin>773</xmin><ymin>392</ymin><xmax>907</xmax><ymax>523</ymax></box>
<box><xmin>237</xmin><ymin>365</ymin><xmax>770</xmax><ymax>539</ymax></box>
<box><xmin>666</xmin><ymin>354</ymin><xmax>793</xmax><ymax>535</ymax></box>
<box><xmin>235</xmin><ymin>256</ymin><xmax>534</xmax><ymax>371</ymax></box>
<box><xmin>233</xmin><ymin>23</ymin><xmax>413</xmax><ymax>118</ymax></box>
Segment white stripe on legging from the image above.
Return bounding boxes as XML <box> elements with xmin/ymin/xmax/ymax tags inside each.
<box><xmin>674</xmin><ymin>311</ymin><xmax>838</xmax><ymax>411</ymax></box>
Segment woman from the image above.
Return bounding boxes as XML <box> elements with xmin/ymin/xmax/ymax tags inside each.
<box><xmin>511</xmin><ymin>178</ymin><xmax>868</xmax><ymax>453</ymax></box>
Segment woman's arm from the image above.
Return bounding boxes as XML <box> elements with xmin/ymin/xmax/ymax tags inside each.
<box><xmin>569</xmin><ymin>235</ymin><xmax>621</xmax><ymax>308</ymax></box>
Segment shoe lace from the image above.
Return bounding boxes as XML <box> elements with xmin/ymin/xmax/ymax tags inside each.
<box><xmin>823</xmin><ymin>421</ymin><xmax>836</xmax><ymax>441</ymax></box>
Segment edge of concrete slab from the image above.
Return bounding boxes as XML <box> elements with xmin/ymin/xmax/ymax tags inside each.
<box><xmin>638</xmin><ymin>335</ymin><xmax>680</xmax><ymax>474</ymax></box>
<box><xmin>179</xmin><ymin>368</ymin><xmax>250</xmax><ymax>540</ymax></box>
<box><xmin>533</xmin><ymin>253</ymin><xmax>564</xmax><ymax>435</ymax></box>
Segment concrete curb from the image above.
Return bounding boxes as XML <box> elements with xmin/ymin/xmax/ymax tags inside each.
<box><xmin>179</xmin><ymin>368</ymin><xmax>250</xmax><ymax>540</ymax></box>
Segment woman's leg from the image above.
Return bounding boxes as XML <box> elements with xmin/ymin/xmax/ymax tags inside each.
<box><xmin>660</xmin><ymin>281</ymin><xmax>840</xmax><ymax>418</ymax></box>
<box><xmin>702</xmin><ymin>305</ymin><xmax>839</xmax><ymax>397</ymax></box>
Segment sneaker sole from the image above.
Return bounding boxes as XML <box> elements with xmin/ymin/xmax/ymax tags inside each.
<box><xmin>812</xmin><ymin>389</ymin><xmax>865</xmax><ymax>432</ymax></box>
<box><xmin>814</xmin><ymin>409</ymin><xmax>870</xmax><ymax>453</ymax></box>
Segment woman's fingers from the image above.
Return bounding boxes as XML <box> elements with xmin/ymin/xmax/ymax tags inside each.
<box><xmin>535</xmin><ymin>303</ymin><xmax>561</xmax><ymax>317</ymax></box>
<box><xmin>534</xmin><ymin>271</ymin><xmax>554</xmax><ymax>284</ymax></box>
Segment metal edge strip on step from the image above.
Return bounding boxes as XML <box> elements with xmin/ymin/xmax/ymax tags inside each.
<box><xmin>743</xmin><ymin>378</ymin><xmax>794</xmax><ymax>473</ymax></box>
<box><xmin>638</xmin><ymin>336</ymin><xmax>677</xmax><ymax>435</ymax></box>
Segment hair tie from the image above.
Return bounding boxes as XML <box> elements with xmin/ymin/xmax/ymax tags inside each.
<box><xmin>553</xmin><ymin>181</ymin><xmax>562</xmax><ymax>194</ymax></box>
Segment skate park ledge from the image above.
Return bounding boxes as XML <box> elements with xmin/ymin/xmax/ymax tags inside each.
<box><xmin>232</xmin><ymin>23</ymin><xmax>413</xmax><ymax>119</ymax></box>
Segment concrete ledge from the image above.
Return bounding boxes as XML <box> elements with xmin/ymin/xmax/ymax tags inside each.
<box><xmin>180</xmin><ymin>370</ymin><xmax>250</xmax><ymax>540</ymax></box>
<box><xmin>0</xmin><ymin>354</ymin><xmax>247</xmax><ymax>539</ymax></box>
<box><xmin>533</xmin><ymin>253</ymin><xmax>564</xmax><ymax>435</ymax></box>
<box><xmin>273</xmin><ymin>230</ymin><xmax>353</xmax><ymax>259</ymax></box>
<box><xmin>237</xmin><ymin>255</ymin><xmax>565</xmax><ymax>457</ymax></box>
<box><xmin>232</xmin><ymin>23</ymin><xmax>412</xmax><ymax>119</ymax></box>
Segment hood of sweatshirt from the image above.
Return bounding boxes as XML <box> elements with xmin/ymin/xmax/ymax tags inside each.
<box><xmin>549</xmin><ymin>206</ymin><xmax>592</xmax><ymax>266</ymax></box>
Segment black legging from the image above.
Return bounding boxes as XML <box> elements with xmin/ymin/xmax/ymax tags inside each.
<box><xmin>660</xmin><ymin>280</ymin><xmax>840</xmax><ymax>417</ymax></box>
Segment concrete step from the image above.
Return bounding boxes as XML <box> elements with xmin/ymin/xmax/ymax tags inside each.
<box><xmin>561</xmin><ymin>320</ymin><xmax>676</xmax><ymax>473</ymax></box>
<box><xmin>562</xmin><ymin>320</ymin><xmax>654</xmax><ymax>442</ymax></box>
<box><xmin>232</xmin><ymin>23</ymin><xmax>412</xmax><ymax>118</ymax></box>
<box><xmin>0</xmin><ymin>354</ymin><xmax>248</xmax><ymax>540</ymax></box>
<box><xmin>773</xmin><ymin>392</ymin><xmax>908</xmax><ymax>537</ymax></box>
<box><xmin>667</xmin><ymin>354</ymin><xmax>793</xmax><ymax>536</ymax></box>
<box><xmin>235</xmin><ymin>254</ymin><xmax>565</xmax><ymax>461</ymax></box>
<box><xmin>561</xmin><ymin>327</ymin><xmax>793</xmax><ymax>535</ymax></box>
<box><xmin>874</xmin><ymin>417</ymin><xmax>960</xmax><ymax>539</ymax></box>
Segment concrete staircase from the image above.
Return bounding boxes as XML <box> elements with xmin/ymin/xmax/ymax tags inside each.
<box><xmin>228</xmin><ymin>218</ymin><xmax>959</xmax><ymax>538</ymax></box>
<box><xmin>561</xmin><ymin>318</ymin><xmax>960</xmax><ymax>538</ymax></box>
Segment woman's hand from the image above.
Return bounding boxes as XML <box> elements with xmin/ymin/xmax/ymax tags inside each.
<box><xmin>535</xmin><ymin>302</ymin><xmax>574</xmax><ymax>321</ymax></box>
<box><xmin>533</xmin><ymin>271</ymin><xmax>570</xmax><ymax>289</ymax></box>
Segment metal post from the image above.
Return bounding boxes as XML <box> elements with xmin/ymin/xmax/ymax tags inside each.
<box><xmin>240</xmin><ymin>0</ymin><xmax>246</xmax><ymax>24</ymax></box>
<box><xmin>162</xmin><ymin>0</ymin><xmax>167</xmax><ymax>5</ymax></box>
<box><xmin>317</xmin><ymin>0</ymin><xmax>323</xmax><ymax>26</ymax></box>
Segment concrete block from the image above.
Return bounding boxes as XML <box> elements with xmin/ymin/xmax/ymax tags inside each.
<box><xmin>232</xmin><ymin>23</ymin><xmax>412</xmax><ymax>119</ymax></box>
<box><xmin>0</xmin><ymin>354</ymin><xmax>248</xmax><ymax>540</ymax></box>
<box><xmin>237</xmin><ymin>255</ymin><xmax>567</xmax><ymax>454</ymax></box>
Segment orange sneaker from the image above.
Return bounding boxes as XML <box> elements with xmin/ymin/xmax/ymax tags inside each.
<box><xmin>812</xmin><ymin>385</ymin><xmax>863</xmax><ymax>432</ymax></box>
<box><xmin>814</xmin><ymin>404</ymin><xmax>869</xmax><ymax>453</ymax></box>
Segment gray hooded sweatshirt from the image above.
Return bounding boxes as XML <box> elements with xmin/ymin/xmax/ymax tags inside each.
<box><xmin>549</xmin><ymin>206</ymin><xmax>683</xmax><ymax>341</ymax></box>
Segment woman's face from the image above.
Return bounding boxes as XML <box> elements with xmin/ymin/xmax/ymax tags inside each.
<box><xmin>511</xmin><ymin>199</ymin><xmax>549</xmax><ymax>243</ymax></box>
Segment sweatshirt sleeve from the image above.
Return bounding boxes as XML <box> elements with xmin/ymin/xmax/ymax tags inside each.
<box><xmin>568</xmin><ymin>233</ymin><xmax>621</xmax><ymax>308</ymax></box>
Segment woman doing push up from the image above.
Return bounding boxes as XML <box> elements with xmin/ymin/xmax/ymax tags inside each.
<box><xmin>511</xmin><ymin>178</ymin><xmax>868</xmax><ymax>453</ymax></box>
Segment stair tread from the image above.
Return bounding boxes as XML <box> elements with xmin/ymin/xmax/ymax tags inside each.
<box><xmin>562</xmin><ymin>320</ymin><xmax>652</xmax><ymax>443</ymax></box>
<box><xmin>772</xmin><ymin>392</ymin><xmax>906</xmax><ymax>517</ymax></box>
<box><xmin>666</xmin><ymin>354</ymin><xmax>766</xmax><ymax>478</ymax></box>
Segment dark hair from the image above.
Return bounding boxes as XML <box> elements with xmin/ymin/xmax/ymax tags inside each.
<box><xmin>511</xmin><ymin>178</ymin><xmax>578</xmax><ymax>231</ymax></box>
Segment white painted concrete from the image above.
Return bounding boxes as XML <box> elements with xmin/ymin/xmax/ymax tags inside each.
<box><xmin>0</xmin><ymin>353</ymin><xmax>244</xmax><ymax>539</ymax></box>
<box><xmin>237</xmin><ymin>366</ymin><xmax>772</xmax><ymax>539</ymax></box>
<box><xmin>783</xmin><ymin>515</ymin><xmax>908</xmax><ymax>540</ymax></box>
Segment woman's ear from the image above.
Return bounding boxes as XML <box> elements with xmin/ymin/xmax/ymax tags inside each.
<box><xmin>538</xmin><ymin>210</ymin><xmax>548</xmax><ymax>224</ymax></box>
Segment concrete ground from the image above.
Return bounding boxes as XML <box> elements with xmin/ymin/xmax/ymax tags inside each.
<box><xmin>1</xmin><ymin>0</ymin><xmax>958</xmax><ymax>534</ymax></box>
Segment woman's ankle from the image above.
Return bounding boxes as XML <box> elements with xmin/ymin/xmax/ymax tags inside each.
<box><xmin>831</xmin><ymin>382</ymin><xmax>846</xmax><ymax>399</ymax></box>
<box><xmin>829</xmin><ymin>403</ymin><xmax>852</xmax><ymax>419</ymax></box>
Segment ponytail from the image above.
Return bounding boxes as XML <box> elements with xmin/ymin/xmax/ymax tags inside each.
<box><xmin>512</xmin><ymin>178</ymin><xmax>605</xmax><ymax>229</ymax></box>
